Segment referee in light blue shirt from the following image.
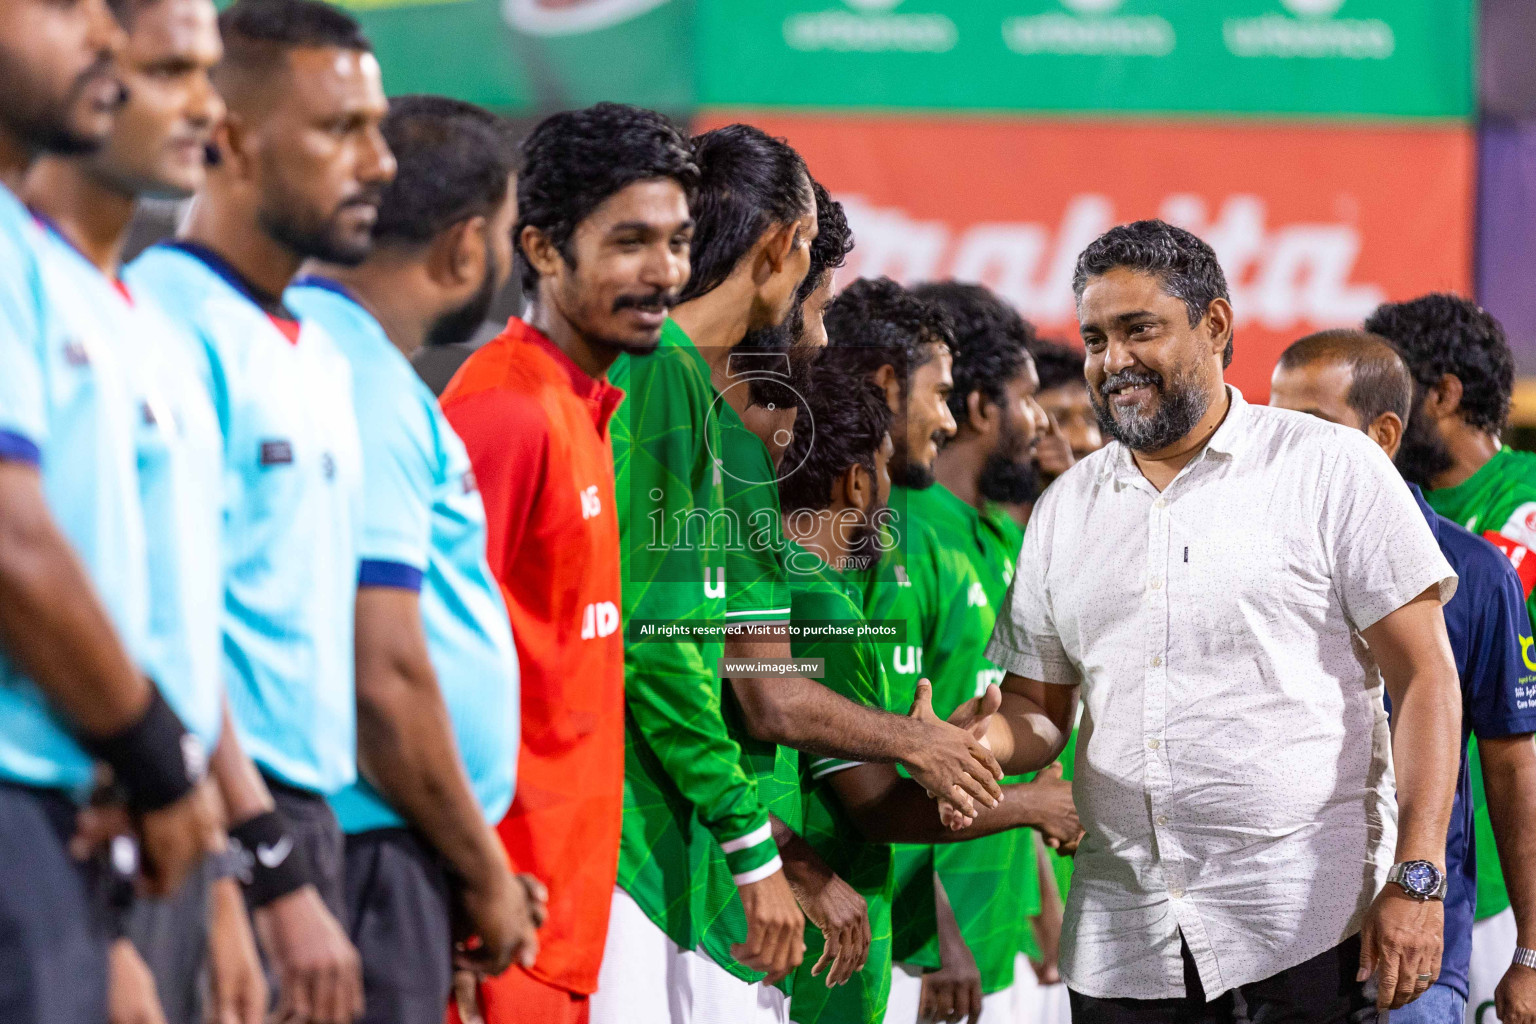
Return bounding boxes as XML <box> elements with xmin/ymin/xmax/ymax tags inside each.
<box><xmin>1272</xmin><ymin>330</ymin><xmax>1536</xmax><ymax>1024</ymax></box>
<box><xmin>288</xmin><ymin>95</ymin><xmax>536</xmax><ymax>1024</ymax></box>
<box><xmin>0</xmin><ymin>5</ymin><xmax>216</xmax><ymax>1018</ymax></box>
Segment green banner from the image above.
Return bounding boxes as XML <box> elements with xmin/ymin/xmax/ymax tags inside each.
<box><xmin>696</xmin><ymin>0</ymin><xmax>1473</xmax><ymax>119</ymax></box>
<box><xmin>333</xmin><ymin>0</ymin><xmax>692</xmax><ymax>112</ymax></box>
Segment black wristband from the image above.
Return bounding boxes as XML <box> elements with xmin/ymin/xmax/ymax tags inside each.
<box><xmin>228</xmin><ymin>810</ymin><xmax>310</xmax><ymax>908</ymax></box>
<box><xmin>81</xmin><ymin>683</ymin><xmax>203</xmax><ymax>812</ymax></box>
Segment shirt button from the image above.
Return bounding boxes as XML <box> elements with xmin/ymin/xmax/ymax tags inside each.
<box><xmin>1169</xmin><ymin>887</ymin><xmax>1185</xmax><ymax>899</ymax></box>
<box><xmin>1147</xmin><ymin>738</ymin><xmax>1160</xmax><ymax>750</ymax></box>
<box><xmin>1151</xmin><ymin>655</ymin><xmax>1162</xmax><ymax>668</ymax></box>
<box><xmin>1156</xmin><ymin>815</ymin><xmax>1169</xmax><ymax>825</ymax></box>
<box><xmin>1149</xmin><ymin>578</ymin><xmax>1163</xmax><ymax>590</ymax></box>
<box><xmin>1154</xmin><ymin>498</ymin><xmax>1167</xmax><ymax>509</ymax></box>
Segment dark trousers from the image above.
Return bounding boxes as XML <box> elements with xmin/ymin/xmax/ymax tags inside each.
<box><xmin>127</xmin><ymin>854</ymin><xmax>215</xmax><ymax>1024</ymax></box>
<box><xmin>0</xmin><ymin>781</ymin><xmax>110</xmax><ymax>1024</ymax></box>
<box><xmin>1069</xmin><ymin>934</ymin><xmax>1379</xmax><ymax>1024</ymax></box>
<box><xmin>343</xmin><ymin>829</ymin><xmax>452</xmax><ymax>1024</ymax></box>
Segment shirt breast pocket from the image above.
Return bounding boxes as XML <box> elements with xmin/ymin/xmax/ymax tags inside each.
<box><xmin>1180</xmin><ymin>527</ymin><xmax>1284</xmax><ymax>658</ymax></box>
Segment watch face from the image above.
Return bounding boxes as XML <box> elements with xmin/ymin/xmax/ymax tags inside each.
<box><xmin>1403</xmin><ymin>861</ymin><xmax>1440</xmax><ymax>895</ymax></box>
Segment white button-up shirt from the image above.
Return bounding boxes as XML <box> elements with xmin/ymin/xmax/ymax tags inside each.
<box><xmin>986</xmin><ymin>387</ymin><xmax>1456</xmax><ymax>1001</ymax></box>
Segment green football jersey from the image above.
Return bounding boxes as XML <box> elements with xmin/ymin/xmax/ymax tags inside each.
<box><xmin>865</xmin><ymin>484</ymin><xmax>1038</xmax><ymax>994</ymax></box>
<box><xmin>610</xmin><ymin>319</ymin><xmax>777</xmax><ymax>950</ymax></box>
<box><xmin>697</xmin><ymin>404</ymin><xmax>802</xmax><ymax>983</ymax></box>
<box><xmin>1426</xmin><ymin>445</ymin><xmax>1536</xmax><ymax>921</ymax></box>
<box><xmin>786</xmin><ymin>542</ymin><xmax>898</xmax><ymax>1024</ymax></box>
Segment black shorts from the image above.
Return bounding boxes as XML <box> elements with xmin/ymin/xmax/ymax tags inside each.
<box><xmin>127</xmin><ymin>853</ymin><xmax>214</xmax><ymax>1024</ymax></box>
<box><xmin>343</xmin><ymin>828</ymin><xmax>452</xmax><ymax>1024</ymax></box>
<box><xmin>0</xmin><ymin>781</ymin><xmax>110</xmax><ymax>1024</ymax></box>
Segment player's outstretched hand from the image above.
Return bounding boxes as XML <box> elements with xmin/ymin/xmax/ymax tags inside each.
<box><xmin>206</xmin><ymin>876</ymin><xmax>267</xmax><ymax>1024</ymax></box>
<box><xmin>108</xmin><ymin>938</ymin><xmax>169</xmax><ymax>1024</ymax></box>
<box><xmin>134</xmin><ymin>779</ymin><xmax>222</xmax><ymax>896</ymax></box>
<box><xmin>253</xmin><ymin>884</ymin><xmax>364</xmax><ymax>1024</ymax></box>
<box><xmin>732</xmin><ymin>868</ymin><xmax>805</xmax><ymax>985</ymax></box>
<box><xmin>1356</xmin><ymin>885</ymin><xmax>1442</xmax><ymax>1011</ymax></box>
<box><xmin>904</xmin><ymin>680</ymin><xmax>1003</xmax><ymax>821</ymax></box>
<box><xmin>1024</xmin><ymin>762</ymin><xmax>1081</xmax><ymax>849</ymax></box>
<box><xmin>456</xmin><ymin>864</ymin><xmax>547</xmax><ymax>976</ymax></box>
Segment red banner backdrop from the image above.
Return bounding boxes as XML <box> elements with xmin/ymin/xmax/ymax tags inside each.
<box><xmin>697</xmin><ymin>113</ymin><xmax>1474</xmax><ymax>399</ymax></box>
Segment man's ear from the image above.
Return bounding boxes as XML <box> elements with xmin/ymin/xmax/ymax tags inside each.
<box><xmin>211</xmin><ymin>114</ymin><xmax>255</xmax><ymax>181</ymax></box>
<box><xmin>429</xmin><ymin>215</ymin><xmax>487</xmax><ymax>289</ymax></box>
<box><xmin>1367</xmin><ymin>411</ymin><xmax>1404</xmax><ymax>460</ymax></box>
<box><xmin>754</xmin><ymin>221</ymin><xmax>797</xmax><ymax>279</ymax></box>
<box><xmin>520</xmin><ymin>223</ymin><xmax>566</xmax><ymax>283</ymax></box>
<box><xmin>843</xmin><ymin>462</ymin><xmax>872</xmax><ymax>514</ymax></box>
<box><xmin>1421</xmin><ymin>373</ymin><xmax>1465</xmax><ymax>424</ymax></box>
<box><xmin>965</xmin><ymin>389</ymin><xmax>994</xmax><ymax>436</ymax></box>
<box><xmin>872</xmin><ymin>364</ymin><xmax>902</xmax><ymax>417</ymax></box>
<box><xmin>1204</xmin><ymin>297</ymin><xmax>1235</xmax><ymax>360</ymax></box>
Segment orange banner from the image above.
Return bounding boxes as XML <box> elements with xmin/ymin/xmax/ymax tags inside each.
<box><xmin>698</xmin><ymin>113</ymin><xmax>1474</xmax><ymax>399</ymax></box>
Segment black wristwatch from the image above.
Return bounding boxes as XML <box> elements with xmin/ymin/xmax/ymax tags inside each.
<box><xmin>1387</xmin><ymin>860</ymin><xmax>1448</xmax><ymax>901</ymax></box>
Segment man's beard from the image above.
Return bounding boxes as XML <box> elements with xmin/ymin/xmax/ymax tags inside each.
<box><xmin>1395</xmin><ymin>395</ymin><xmax>1455</xmax><ymax>487</ymax></box>
<box><xmin>889</xmin><ymin>432</ymin><xmax>940</xmax><ymax>490</ymax></box>
<box><xmin>0</xmin><ymin>53</ymin><xmax>120</xmax><ymax>156</ymax></box>
<box><xmin>425</xmin><ymin>243</ymin><xmax>499</xmax><ymax>349</ymax></box>
<box><xmin>978</xmin><ymin>412</ymin><xmax>1041</xmax><ymax>505</ymax></box>
<box><xmin>1090</xmin><ymin>363</ymin><xmax>1211</xmax><ymax>453</ymax></box>
<box><xmin>260</xmin><ymin>194</ymin><xmax>382</xmax><ymax>266</ymax></box>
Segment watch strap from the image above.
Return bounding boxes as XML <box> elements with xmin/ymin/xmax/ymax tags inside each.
<box><xmin>1515</xmin><ymin>947</ymin><xmax>1536</xmax><ymax>970</ymax></box>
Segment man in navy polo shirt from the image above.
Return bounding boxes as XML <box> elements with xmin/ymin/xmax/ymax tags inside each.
<box><xmin>1272</xmin><ymin>329</ymin><xmax>1536</xmax><ymax>1023</ymax></box>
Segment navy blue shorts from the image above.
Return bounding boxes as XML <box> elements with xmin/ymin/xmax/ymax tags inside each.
<box><xmin>0</xmin><ymin>781</ymin><xmax>110</xmax><ymax>1024</ymax></box>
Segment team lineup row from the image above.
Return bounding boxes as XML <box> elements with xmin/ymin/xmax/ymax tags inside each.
<box><xmin>1</xmin><ymin>0</ymin><xmax>1534</xmax><ymax>1024</ymax></box>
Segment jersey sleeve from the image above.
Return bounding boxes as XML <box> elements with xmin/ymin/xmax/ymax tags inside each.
<box><xmin>803</xmin><ymin>629</ymin><xmax>887</xmax><ymax>783</ymax></box>
<box><xmin>986</xmin><ymin>500</ymin><xmax>1077</xmax><ymax>686</ymax></box>
<box><xmin>617</xmin><ymin>356</ymin><xmax>776</xmax><ymax>882</ymax></box>
<box><xmin>354</xmin><ymin>386</ymin><xmax>434</xmax><ymax>590</ymax></box>
<box><xmin>442</xmin><ymin>387</ymin><xmax>550</xmax><ymax>587</ymax></box>
<box><xmin>0</xmin><ymin>226</ymin><xmax>47</xmax><ymax>464</ymax></box>
<box><xmin>1467</xmin><ymin>553</ymin><xmax>1536</xmax><ymax>740</ymax></box>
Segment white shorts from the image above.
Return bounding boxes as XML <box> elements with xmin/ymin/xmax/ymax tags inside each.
<box><xmin>1467</xmin><ymin>907</ymin><xmax>1516</xmax><ymax>1024</ymax></box>
<box><xmin>683</xmin><ymin>946</ymin><xmax>789</xmax><ymax>1024</ymax></box>
<box><xmin>881</xmin><ymin>961</ymin><xmax>1013</xmax><ymax>1023</ymax></box>
<box><xmin>590</xmin><ymin>887</ymin><xmax>690</xmax><ymax>1024</ymax></box>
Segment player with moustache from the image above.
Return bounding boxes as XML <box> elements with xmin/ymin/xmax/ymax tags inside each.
<box><xmin>125</xmin><ymin>1</ymin><xmax>397</xmax><ymax>1018</ymax></box>
<box><xmin>441</xmin><ymin>103</ymin><xmax>700</xmax><ymax>1024</ymax></box>
<box><xmin>287</xmin><ymin>96</ymin><xmax>542</xmax><ymax>1024</ymax></box>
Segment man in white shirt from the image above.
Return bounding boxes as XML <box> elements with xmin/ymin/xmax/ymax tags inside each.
<box><xmin>963</xmin><ymin>219</ymin><xmax>1464</xmax><ymax>1023</ymax></box>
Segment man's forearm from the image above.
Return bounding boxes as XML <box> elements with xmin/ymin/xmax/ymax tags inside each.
<box><xmin>1388</xmin><ymin>670</ymin><xmax>1461</xmax><ymax>867</ymax></box>
<box><xmin>0</xmin><ymin>470</ymin><xmax>151</xmax><ymax>735</ymax></box>
<box><xmin>989</xmin><ymin>690</ymin><xmax>1070</xmax><ymax>776</ymax></box>
<box><xmin>210</xmin><ymin>702</ymin><xmax>274</xmax><ymax>823</ymax></box>
<box><xmin>356</xmin><ymin>658</ymin><xmax>502</xmax><ymax>886</ymax></box>
<box><xmin>847</xmin><ymin>775</ymin><xmax>1039</xmax><ymax>845</ymax></box>
<box><xmin>1481</xmin><ymin>734</ymin><xmax>1536</xmax><ymax>945</ymax></box>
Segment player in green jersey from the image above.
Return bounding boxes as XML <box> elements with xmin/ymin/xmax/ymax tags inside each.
<box><xmin>1365</xmin><ymin>294</ymin><xmax>1536</xmax><ymax>1024</ymax></box>
<box><xmin>776</xmin><ymin>348</ymin><xmax>1081</xmax><ymax>1024</ymax></box>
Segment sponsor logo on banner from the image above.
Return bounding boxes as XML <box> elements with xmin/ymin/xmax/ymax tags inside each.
<box><xmin>1003</xmin><ymin>0</ymin><xmax>1175</xmax><ymax>58</ymax></box>
<box><xmin>837</xmin><ymin>192</ymin><xmax>1384</xmax><ymax>333</ymax></box>
<box><xmin>504</xmin><ymin>0</ymin><xmax>669</xmax><ymax>36</ymax></box>
<box><xmin>784</xmin><ymin>0</ymin><xmax>957</xmax><ymax>53</ymax></box>
<box><xmin>694</xmin><ymin>115</ymin><xmax>1473</xmax><ymax>398</ymax></box>
<box><xmin>1224</xmin><ymin>0</ymin><xmax>1394</xmax><ymax>60</ymax></box>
